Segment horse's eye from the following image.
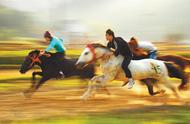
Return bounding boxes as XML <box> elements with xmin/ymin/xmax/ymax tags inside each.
<box><xmin>84</xmin><ymin>52</ymin><xmax>89</xmax><ymax>55</ymax></box>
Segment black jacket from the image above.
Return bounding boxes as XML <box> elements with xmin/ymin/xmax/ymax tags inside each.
<box><xmin>107</xmin><ymin>37</ymin><xmax>133</xmax><ymax>58</ymax></box>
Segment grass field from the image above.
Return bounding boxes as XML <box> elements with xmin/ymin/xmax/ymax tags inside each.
<box><xmin>12</xmin><ymin>106</ymin><xmax>190</xmax><ymax>124</ymax></box>
<box><xmin>0</xmin><ymin>41</ymin><xmax>190</xmax><ymax>124</ymax></box>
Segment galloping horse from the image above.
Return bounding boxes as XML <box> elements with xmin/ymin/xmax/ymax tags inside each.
<box><xmin>20</xmin><ymin>50</ymin><xmax>95</xmax><ymax>97</ymax></box>
<box><xmin>76</xmin><ymin>43</ymin><xmax>188</xmax><ymax>100</ymax></box>
<box><xmin>129</xmin><ymin>44</ymin><xmax>190</xmax><ymax>70</ymax></box>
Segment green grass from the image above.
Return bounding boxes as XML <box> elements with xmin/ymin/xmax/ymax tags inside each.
<box><xmin>66</xmin><ymin>49</ymin><xmax>82</xmax><ymax>56</ymax></box>
<box><xmin>0</xmin><ymin>76</ymin><xmax>87</xmax><ymax>91</ymax></box>
<box><xmin>0</xmin><ymin>50</ymin><xmax>31</xmax><ymax>57</ymax></box>
<box><xmin>9</xmin><ymin>106</ymin><xmax>190</xmax><ymax>124</ymax></box>
<box><xmin>0</xmin><ymin>49</ymin><xmax>82</xmax><ymax>57</ymax></box>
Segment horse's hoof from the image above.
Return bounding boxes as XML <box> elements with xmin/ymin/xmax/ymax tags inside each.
<box><xmin>178</xmin><ymin>85</ymin><xmax>189</xmax><ymax>91</ymax></box>
<box><xmin>159</xmin><ymin>89</ymin><xmax>166</xmax><ymax>95</ymax></box>
<box><xmin>23</xmin><ymin>91</ymin><xmax>32</xmax><ymax>98</ymax></box>
<box><xmin>80</xmin><ymin>97</ymin><xmax>86</xmax><ymax>101</ymax></box>
<box><xmin>80</xmin><ymin>95</ymin><xmax>88</xmax><ymax>101</ymax></box>
<box><xmin>178</xmin><ymin>85</ymin><xmax>184</xmax><ymax>90</ymax></box>
<box><xmin>90</xmin><ymin>93</ymin><xmax>95</xmax><ymax>98</ymax></box>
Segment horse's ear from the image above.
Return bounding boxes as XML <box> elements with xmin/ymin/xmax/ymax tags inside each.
<box><xmin>29</xmin><ymin>50</ymin><xmax>40</xmax><ymax>57</ymax></box>
<box><xmin>34</xmin><ymin>49</ymin><xmax>40</xmax><ymax>55</ymax></box>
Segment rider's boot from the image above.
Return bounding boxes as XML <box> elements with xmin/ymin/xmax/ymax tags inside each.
<box><xmin>122</xmin><ymin>78</ymin><xmax>135</xmax><ymax>89</ymax></box>
<box><xmin>57</xmin><ymin>71</ymin><xmax>65</xmax><ymax>79</ymax></box>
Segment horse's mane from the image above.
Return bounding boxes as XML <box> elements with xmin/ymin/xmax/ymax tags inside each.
<box><xmin>91</xmin><ymin>43</ymin><xmax>112</xmax><ymax>52</ymax></box>
<box><xmin>28</xmin><ymin>50</ymin><xmax>40</xmax><ymax>55</ymax></box>
<box><xmin>28</xmin><ymin>50</ymin><xmax>53</xmax><ymax>56</ymax></box>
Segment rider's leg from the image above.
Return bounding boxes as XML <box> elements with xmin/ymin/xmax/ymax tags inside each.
<box><xmin>149</xmin><ymin>51</ymin><xmax>157</xmax><ymax>59</ymax></box>
<box><xmin>54</xmin><ymin>52</ymin><xmax>65</xmax><ymax>78</ymax></box>
<box><xmin>121</xmin><ymin>57</ymin><xmax>135</xmax><ymax>89</ymax></box>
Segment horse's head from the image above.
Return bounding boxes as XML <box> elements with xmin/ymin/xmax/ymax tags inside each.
<box><xmin>19</xmin><ymin>50</ymin><xmax>41</xmax><ymax>74</ymax></box>
<box><xmin>76</xmin><ymin>43</ymin><xmax>111</xmax><ymax>69</ymax></box>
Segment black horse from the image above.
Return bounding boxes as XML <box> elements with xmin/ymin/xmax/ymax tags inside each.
<box><xmin>19</xmin><ymin>50</ymin><xmax>95</xmax><ymax>97</ymax></box>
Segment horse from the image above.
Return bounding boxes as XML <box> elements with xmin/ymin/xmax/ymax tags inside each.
<box><xmin>75</xmin><ymin>43</ymin><xmax>188</xmax><ymax>100</ymax></box>
<box><xmin>19</xmin><ymin>50</ymin><xmax>95</xmax><ymax>97</ymax></box>
<box><xmin>129</xmin><ymin>44</ymin><xmax>190</xmax><ymax>71</ymax></box>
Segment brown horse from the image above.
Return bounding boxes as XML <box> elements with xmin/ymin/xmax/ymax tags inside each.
<box><xmin>157</xmin><ymin>55</ymin><xmax>190</xmax><ymax>70</ymax></box>
<box><xmin>129</xmin><ymin>41</ymin><xmax>190</xmax><ymax>70</ymax></box>
<box><xmin>133</xmin><ymin>53</ymin><xmax>190</xmax><ymax>71</ymax></box>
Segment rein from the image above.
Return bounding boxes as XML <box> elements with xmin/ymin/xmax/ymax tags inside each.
<box><xmin>86</xmin><ymin>44</ymin><xmax>97</xmax><ymax>63</ymax></box>
<box><xmin>86</xmin><ymin>44</ymin><xmax>107</xmax><ymax>64</ymax></box>
<box><xmin>27</xmin><ymin>55</ymin><xmax>42</xmax><ymax>69</ymax></box>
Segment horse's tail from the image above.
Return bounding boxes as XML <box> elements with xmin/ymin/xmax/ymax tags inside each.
<box><xmin>165</xmin><ymin>62</ymin><xmax>189</xmax><ymax>90</ymax></box>
<box><xmin>157</xmin><ymin>55</ymin><xmax>190</xmax><ymax>70</ymax></box>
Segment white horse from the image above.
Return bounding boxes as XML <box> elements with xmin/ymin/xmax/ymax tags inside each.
<box><xmin>76</xmin><ymin>43</ymin><xmax>188</xmax><ymax>100</ymax></box>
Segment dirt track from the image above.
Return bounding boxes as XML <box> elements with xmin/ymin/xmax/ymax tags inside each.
<box><xmin>0</xmin><ymin>78</ymin><xmax>190</xmax><ymax>122</ymax></box>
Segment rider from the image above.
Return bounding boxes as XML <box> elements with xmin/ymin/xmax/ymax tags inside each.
<box><xmin>129</xmin><ymin>37</ymin><xmax>157</xmax><ymax>59</ymax></box>
<box><xmin>43</xmin><ymin>31</ymin><xmax>66</xmax><ymax>78</ymax></box>
<box><xmin>105</xmin><ymin>29</ymin><xmax>135</xmax><ymax>89</ymax></box>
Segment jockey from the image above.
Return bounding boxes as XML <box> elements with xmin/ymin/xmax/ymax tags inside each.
<box><xmin>129</xmin><ymin>37</ymin><xmax>157</xmax><ymax>59</ymax></box>
<box><xmin>105</xmin><ymin>29</ymin><xmax>135</xmax><ymax>89</ymax></box>
<box><xmin>42</xmin><ymin>31</ymin><xmax>66</xmax><ymax>78</ymax></box>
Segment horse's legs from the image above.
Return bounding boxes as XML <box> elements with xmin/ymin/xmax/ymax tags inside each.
<box><xmin>95</xmin><ymin>75</ymin><xmax>111</xmax><ymax>95</ymax></box>
<box><xmin>24</xmin><ymin>76</ymin><xmax>50</xmax><ymax>98</ymax></box>
<box><xmin>32</xmin><ymin>71</ymin><xmax>43</xmax><ymax>80</ymax></box>
<box><xmin>81</xmin><ymin>74</ymin><xmax>114</xmax><ymax>100</ymax></box>
<box><xmin>81</xmin><ymin>75</ymin><xmax>106</xmax><ymax>100</ymax></box>
<box><xmin>102</xmin><ymin>86</ymin><xmax>111</xmax><ymax>95</ymax></box>
<box><xmin>31</xmin><ymin>71</ymin><xmax>43</xmax><ymax>86</ymax></box>
<box><xmin>34</xmin><ymin>77</ymin><xmax>50</xmax><ymax>90</ymax></box>
<box><xmin>161</xmin><ymin>78</ymin><xmax>181</xmax><ymax>98</ymax></box>
<box><xmin>80</xmin><ymin>80</ymin><xmax>94</xmax><ymax>100</ymax></box>
<box><xmin>142</xmin><ymin>79</ymin><xmax>165</xmax><ymax>96</ymax></box>
<box><xmin>28</xmin><ymin>71</ymin><xmax>43</xmax><ymax>96</ymax></box>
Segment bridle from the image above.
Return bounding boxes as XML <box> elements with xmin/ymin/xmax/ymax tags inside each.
<box><xmin>86</xmin><ymin>44</ymin><xmax>97</xmax><ymax>63</ymax></box>
<box><xmin>27</xmin><ymin>54</ymin><xmax>42</xmax><ymax>69</ymax></box>
<box><xmin>86</xmin><ymin>44</ymin><xmax>106</xmax><ymax>64</ymax></box>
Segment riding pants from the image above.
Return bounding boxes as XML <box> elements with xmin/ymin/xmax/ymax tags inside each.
<box><xmin>50</xmin><ymin>52</ymin><xmax>65</xmax><ymax>74</ymax></box>
<box><xmin>149</xmin><ymin>50</ymin><xmax>157</xmax><ymax>59</ymax></box>
<box><xmin>121</xmin><ymin>56</ymin><xmax>132</xmax><ymax>78</ymax></box>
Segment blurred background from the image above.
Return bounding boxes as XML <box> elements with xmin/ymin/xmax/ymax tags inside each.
<box><xmin>0</xmin><ymin>0</ymin><xmax>190</xmax><ymax>42</ymax></box>
<box><xmin>0</xmin><ymin>0</ymin><xmax>190</xmax><ymax>123</ymax></box>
